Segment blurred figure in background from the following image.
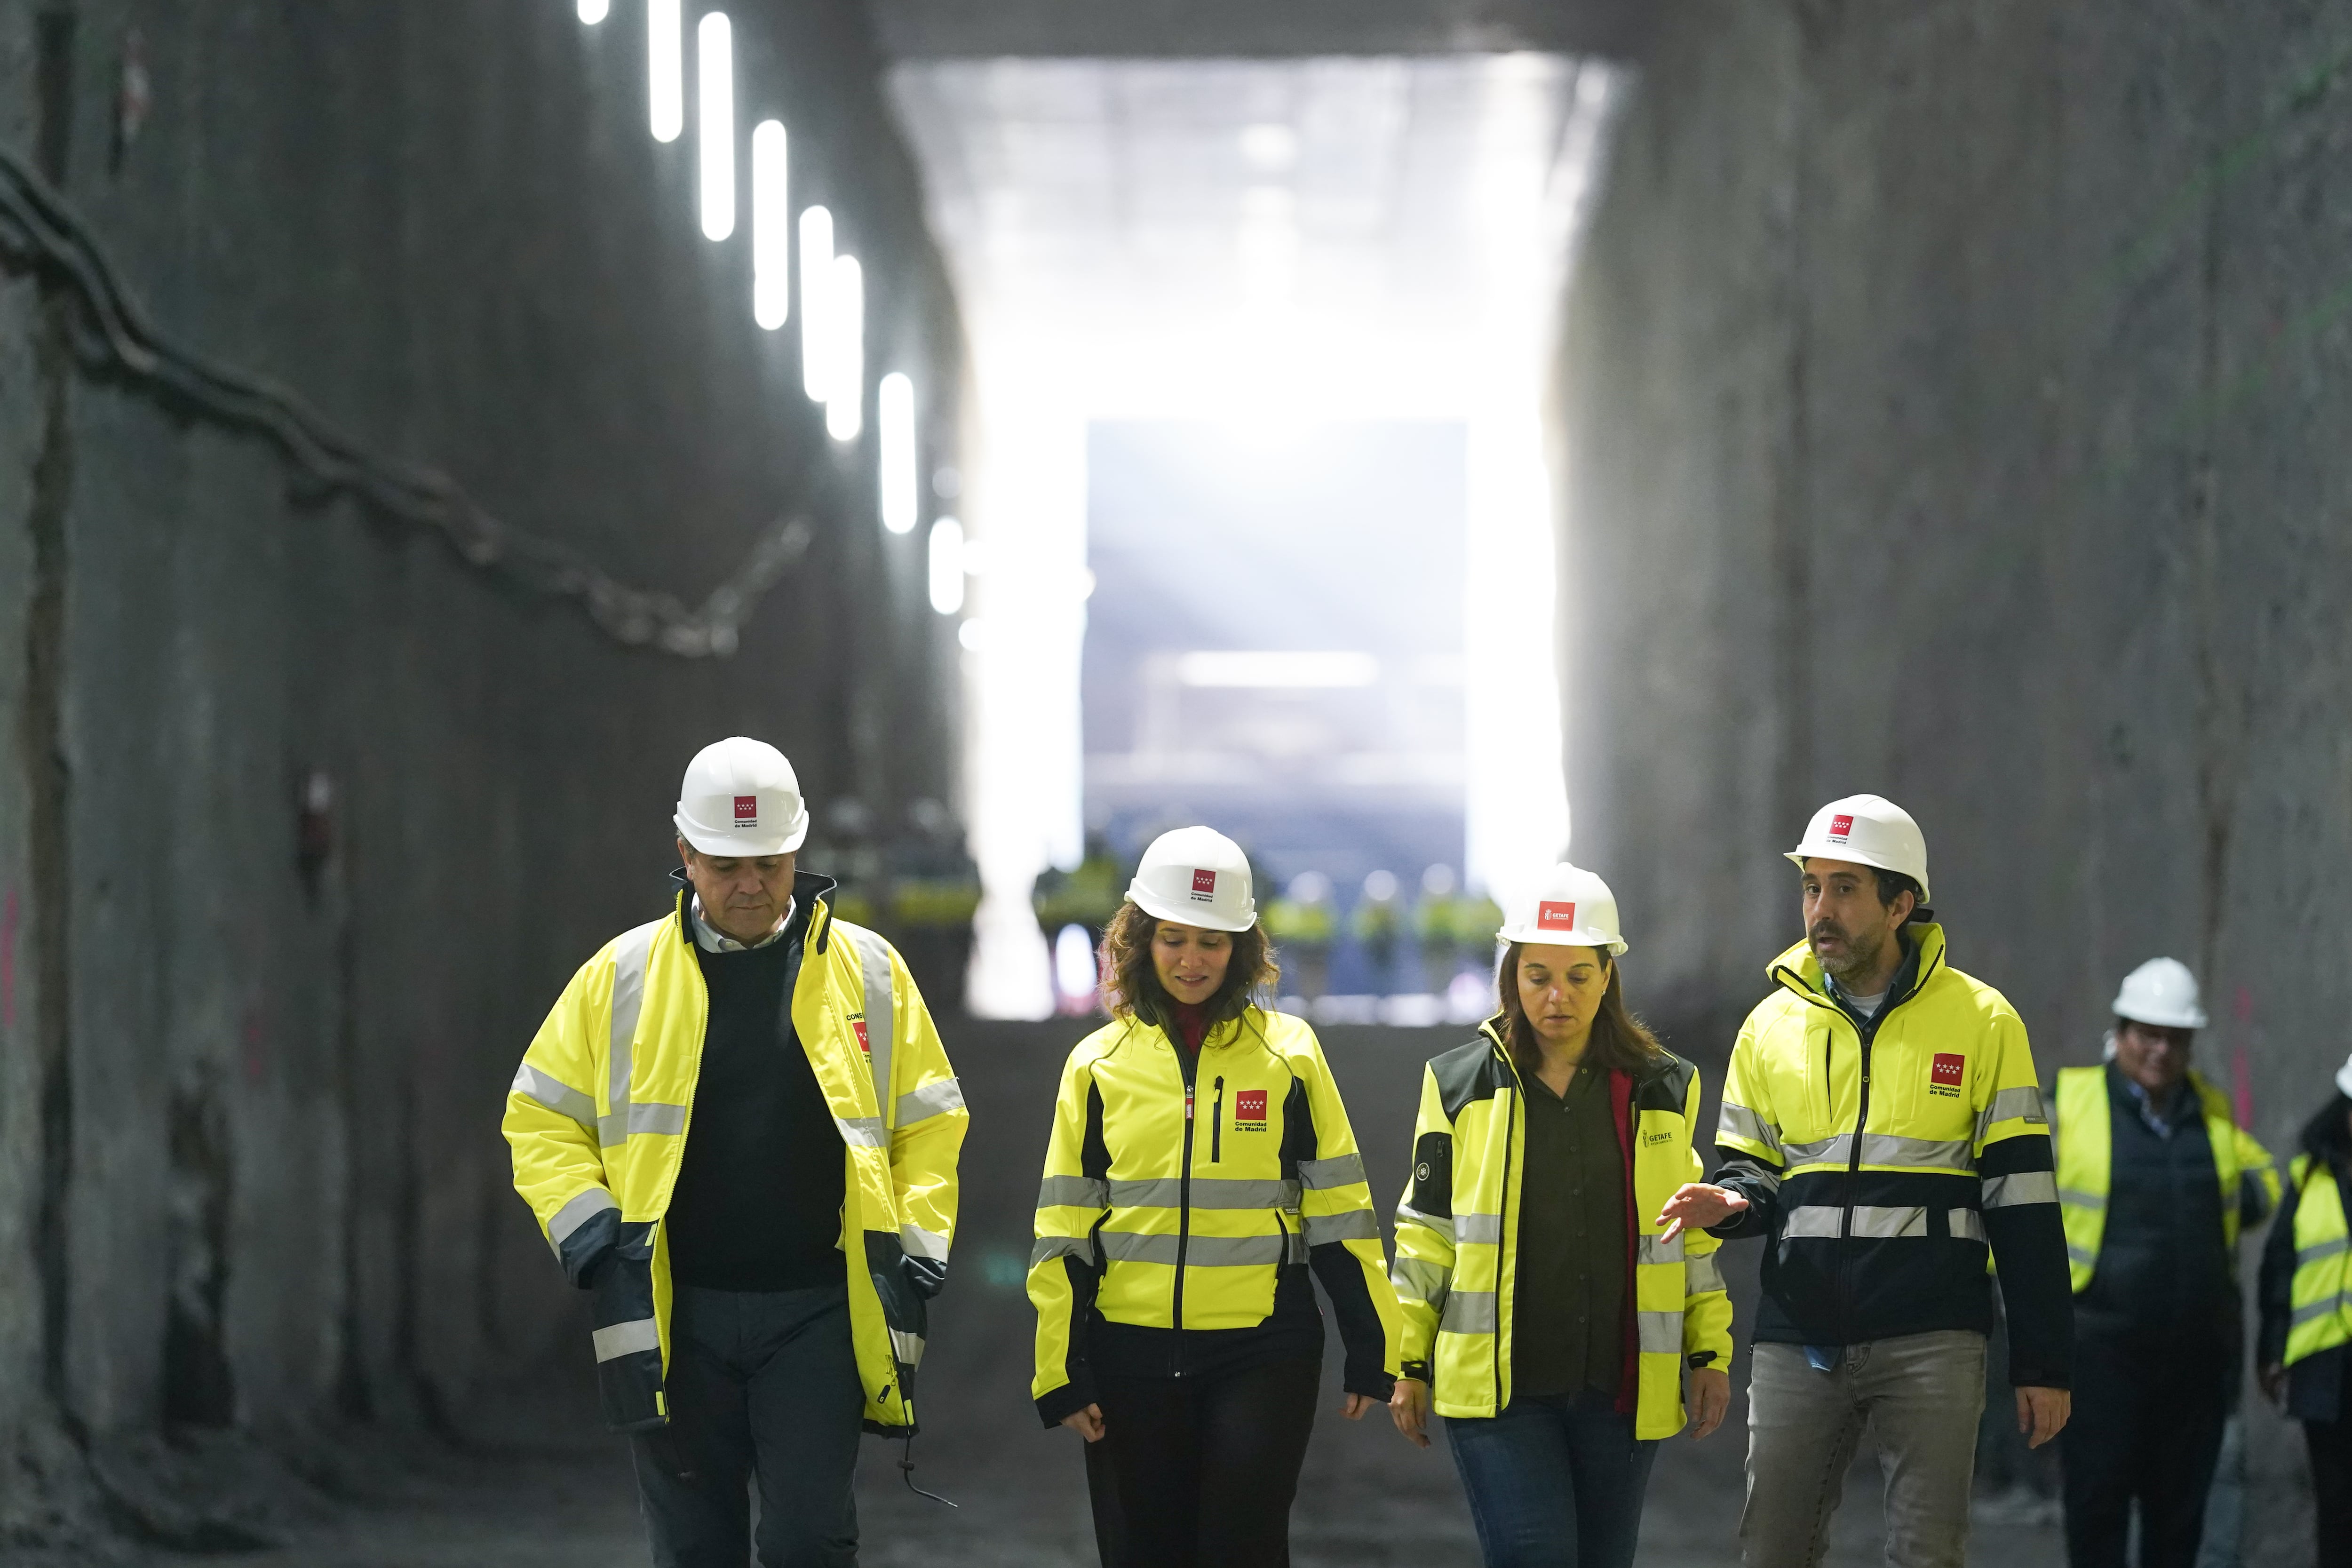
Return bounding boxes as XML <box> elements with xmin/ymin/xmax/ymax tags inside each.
<box><xmin>1414</xmin><ymin>863</ymin><xmax>1467</xmax><ymax>994</ymax></box>
<box><xmin>1264</xmin><ymin>871</ymin><xmax>1336</xmax><ymax>1002</ymax></box>
<box><xmin>1389</xmin><ymin>864</ymin><xmax>1732</xmax><ymax>1568</ymax></box>
<box><xmin>889</xmin><ymin>797</ymin><xmax>981</xmax><ymax>1015</ymax></box>
<box><xmin>2258</xmin><ymin>1055</ymin><xmax>2352</xmax><ymax>1568</ymax></box>
<box><xmin>2053</xmin><ymin>958</ymin><xmax>2277</xmax><ymax>1568</ymax></box>
<box><xmin>1030</xmin><ymin>827</ymin><xmax>1400</xmax><ymax>1568</ymax></box>
<box><xmin>1353</xmin><ymin>869</ymin><xmax>1403</xmax><ymax>994</ymax></box>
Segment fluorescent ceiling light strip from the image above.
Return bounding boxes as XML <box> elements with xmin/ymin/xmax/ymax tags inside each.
<box><xmin>697</xmin><ymin>14</ymin><xmax>734</xmax><ymax>241</ymax></box>
<box><xmin>800</xmin><ymin>207</ymin><xmax>834</xmax><ymax>399</ymax></box>
<box><xmin>1174</xmin><ymin>652</ymin><xmax>1380</xmax><ymax>689</ymax></box>
<box><xmin>751</xmin><ymin>121</ymin><xmax>788</xmax><ymax>328</ymax></box>
<box><xmin>647</xmin><ymin>0</ymin><xmax>682</xmax><ymax>142</ymax></box>
<box><xmin>880</xmin><ymin>374</ymin><xmax>918</xmax><ymax>532</ymax></box>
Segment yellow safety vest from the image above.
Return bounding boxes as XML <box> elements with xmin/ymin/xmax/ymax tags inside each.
<box><xmin>2052</xmin><ymin>1065</ymin><xmax>2279</xmax><ymax>1293</ymax></box>
<box><xmin>1390</xmin><ymin>1022</ymin><xmax>1734</xmax><ymax>1437</ymax></box>
<box><xmin>1029</xmin><ymin>1007</ymin><xmax>1401</xmax><ymax>1405</ymax></box>
<box><xmin>504</xmin><ymin>887</ymin><xmax>966</xmax><ymax>1432</ymax></box>
<box><xmin>2286</xmin><ymin>1155</ymin><xmax>2352</xmax><ymax>1368</ymax></box>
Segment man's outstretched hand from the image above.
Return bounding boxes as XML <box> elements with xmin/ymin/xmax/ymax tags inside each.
<box><xmin>1656</xmin><ymin>1182</ymin><xmax>1750</xmax><ymax>1246</ymax></box>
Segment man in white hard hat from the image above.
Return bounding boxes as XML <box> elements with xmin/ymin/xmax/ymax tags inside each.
<box><xmin>505</xmin><ymin>737</ymin><xmax>968</xmax><ymax>1567</ymax></box>
<box><xmin>1657</xmin><ymin>794</ymin><xmax>2074</xmax><ymax>1568</ymax></box>
<box><xmin>2052</xmin><ymin>958</ymin><xmax>2278</xmax><ymax>1568</ymax></box>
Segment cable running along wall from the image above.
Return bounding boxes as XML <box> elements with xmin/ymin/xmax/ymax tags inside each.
<box><xmin>0</xmin><ymin>141</ymin><xmax>812</xmax><ymax>657</ymax></box>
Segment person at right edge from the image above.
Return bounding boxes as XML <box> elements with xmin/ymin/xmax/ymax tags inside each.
<box><xmin>2256</xmin><ymin>1052</ymin><xmax>2352</xmax><ymax>1568</ymax></box>
<box><xmin>2053</xmin><ymin>957</ymin><xmax>2277</xmax><ymax>1568</ymax></box>
<box><xmin>1657</xmin><ymin>794</ymin><xmax>2074</xmax><ymax>1568</ymax></box>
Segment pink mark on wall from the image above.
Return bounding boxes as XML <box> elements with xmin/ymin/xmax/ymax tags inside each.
<box><xmin>2232</xmin><ymin>985</ymin><xmax>2256</xmax><ymax>1128</ymax></box>
<box><xmin>1</xmin><ymin>886</ymin><xmax>17</xmax><ymax>1030</ymax></box>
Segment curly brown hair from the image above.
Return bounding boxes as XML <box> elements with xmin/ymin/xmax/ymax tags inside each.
<box><xmin>1497</xmin><ymin>941</ymin><xmax>1664</xmax><ymax>1077</ymax></box>
<box><xmin>1099</xmin><ymin>899</ymin><xmax>1280</xmax><ymax>1026</ymax></box>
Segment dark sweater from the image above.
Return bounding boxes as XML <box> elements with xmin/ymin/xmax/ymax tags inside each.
<box><xmin>665</xmin><ymin>894</ymin><xmax>845</xmax><ymax>1292</ymax></box>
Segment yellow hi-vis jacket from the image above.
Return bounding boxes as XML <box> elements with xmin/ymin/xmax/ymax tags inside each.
<box><xmin>504</xmin><ymin>882</ymin><xmax>966</xmax><ymax>1433</ymax></box>
<box><xmin>2283</xmin><ymin>1155</ymin><xmax>2352</xmax><ymax>1368</ymax></box>
<box><xmin>1028</xmin><ymin>1007</ymin><xmax>1402</xmax><ymax>1417</ymax></box>
<box><xmin>1389</xmin><ymin>1021</ymin><xmax>1734</xmax><ymax>1435</ymax></box>
<box><xmin>1712</xmin><ymin>924</ymin><xmax>2074</xmax><ymax>1386</ymax></box>
<box><xmin>2053</xmin><ymin>1065</ymin><xmax>2278</xmax><ymax>1293</ymax></box>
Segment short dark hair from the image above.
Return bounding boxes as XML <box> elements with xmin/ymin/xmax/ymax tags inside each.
<box><xmin>1873</xmin><ymin>868</ymin><xmax>1926</xmax><ymax>921</ymax></box>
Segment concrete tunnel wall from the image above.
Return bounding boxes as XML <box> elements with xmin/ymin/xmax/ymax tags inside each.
<box><xmin>1558</xmin><ymin>0</ymin><xmax>2352</xmax><ymax>1551</ymax></box>
<box><xmin>0</xmin><ymin>0</ymin><xmax>961</xmax><ymax>1522</ymax></box>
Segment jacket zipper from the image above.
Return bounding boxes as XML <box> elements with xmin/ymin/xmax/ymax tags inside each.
<box><xmin>1813</xmin><ymin>956</ymin><xmax>1927</xmax><ymax>1343</ymax></box>
<box><xmin>1212</xmin><ymin>1077</ymin><xmax>1224</xmax><ymax>1163</ymax></box>
<box><xmin>1494</xmin><ymin>1040</ymin><xmax>1519</xmax><ymax>1416</ymax></box>
<box><xmin>1172</xmin><ymin>1030</ymin><xmax>1198</xmax><ymax>1374</ymax></box>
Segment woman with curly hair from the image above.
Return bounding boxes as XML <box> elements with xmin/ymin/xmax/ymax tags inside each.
<box><xmin>1027</xmin><ymin>826</ymin><xmax>1402</xmax><ymax>1568</ymax></box>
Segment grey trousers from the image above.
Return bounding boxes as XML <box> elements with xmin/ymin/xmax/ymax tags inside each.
<box><xmin>630</xmin><ymin>1282</ymin><xmax>866</xmax><ymax>1568</ymax></box>
<box><xmin>1741</xmin><ymin>1330</ymin><xmax>1988</xmax><ymax>1568</ymax></box>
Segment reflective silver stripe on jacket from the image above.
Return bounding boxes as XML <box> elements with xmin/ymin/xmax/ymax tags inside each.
<box><xmin>1304</xmin><ymin>1210</ymin><xmax>1380</xmax><ymax>1247</ymax></box>
<box><xmin>593</xmin><ymin>1318</ymin><xmax>660</xmax><ymax>1362</ymax></box>
<box><xmin>1718</xmin><ymin>1101</ymin><xmax>1783</xmax><ymax>1159</ymax></box>
<box><xmin>1637</xmin><ymin>1311</ymin><xmax>1684</xmax><ymax>1354</ymax></box>
<box><xmin>1300</xmin><ymin>1153</ymin><xmax>1367</xmax><ymax>1189</ymax></box>
<box><xmin>1105</xmin><ymin>1177</ymin><xmax>1303</xmax><ymax>1210</ymax></box>
<box><xmin>900</xmin><ymin>1223</ymin><xmax>952</xmax><ymax>1261</ymax></box>
<box><xmin>1039</xmin><ymin>1175</ymin><xmax>1110</xmax><ymax>1210</ymax></box>
<box><xmin>1977</xmin><ymin>1085</ymin><xmax>2048</xmax><ymax>1142</ymax></box>
<box><xmin>512</xmin><ymin>1063</ymin><xmax>598</xmax><ymax>1134</ymax></box>
<box><xmin>1786</xmin><ymin>1204</ymin><xmax>1994</xmax><ymax>1241</ymax></box>
<box><xmin>603</xmin><ymin>1101</ymin><xmax>687</xmax><ymax>1144</ymax></box>
<box><xmin>1455</xmin><ymin>1212</ymin><xmax>1504</xmax><ymax>1245</ymax></box>
<box><xmin>2292</xmin><ymin>1297</ymin><xmax>2352</xmax><ymax>1328</ymax></box>
<box><xmin>2067</xmin><ymin>1242</ymin><xmax>2097</xmax><ymax>1267</ymax></box>
<box><xmin>1637</xmin><ymin>1233</ymin><xmax>1685</xmax><ymax>1265</ymax></box>
<box><xmin>1032</xmin><ymin>1235</ymin><xmax>1095</xmax><ymax>1267</ymax></box>
<box><xmin>2057</xmin><ymin>1186</ymin><xmax>2103</xmax><ymax>1210</ymax></box>
<box><xmin>831</xmin><ymin>919</ymin><xmax>897</xmax><ymax>1128</ymax></box>
<box><xmin>834</xmin><ymin>1115</ymin><xmax>887</xmax><ymax>1149</ymax></box>
<box><xmin>896</xmin><ymin>1076</ymin><xmax>965</xmax><ymax>1128</ymax></box>
<box><xmin>548</xmin><ymin>1186</ymin><xmax>620</xmax><ymax>1247</ymax></box>
<box><xmin>2299</xmin><ymin>1237</ymin><xmax>2352</xmax><ymax>1266</ymax></box>
<box><xmin>1098</xmin><ymin>1231</ymin><xmax>1291</xmax><ymax>1267</ymax></box>
<box><xmin>1395</xmin><ymin>1202</ymin><xmax>1455</xmax><ymax>1244</ymax></box>
<box><xmin>1781</xmin><ymin>1133</ymin><xmax>1972</xmax><ymax>1173</ymax></box>
<box><xmin>1949</xmin><ymin>1208</ymin><xmax>1987</xmax><ymax>1243</ymax></box>
<box><xmin>1391</xmin><ymin>1255</ymin><xmax>1451</xmax><ymax>1307</ymax></box>
<box><xmin>601</xmin><ymin>920</ymin><xmax>659</xmax><ymax>1147</ymax></box>
<box><xmin>1440</xmin><ymin>1290</ymin><xmax>1498</xmax><ymax>1333</ymax></box>
<box><xmin>1685</xmin><ymin>1254</ymin><xmax>1727</xmax><ymax>1295</ymax></box>
<box><xmin>1982</xmin><ymin>1171</ymin><xmax>2058</xmax><ymax>1209</ymax></box>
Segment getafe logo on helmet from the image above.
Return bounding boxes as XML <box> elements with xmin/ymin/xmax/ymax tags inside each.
<box><xmin>1537</xmin><ymin>900</ymin><xmax>1577</xmax><ymax>932</ymax></box>
<box><xmin>734</xmin><ymin>794</ymin><xmax>759</xmax><ymax>826</ymax></box>
<box><xmin>1191</xmin><ymin>868</ymin><xmax>1216</xmax><ymax>900</ymax></box>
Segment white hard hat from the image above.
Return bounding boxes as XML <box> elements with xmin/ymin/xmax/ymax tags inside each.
<box><xmin>1126</xmin><ymin>827</ymin><xmax>1257</xmax><ymax>932</ymax></box>
<box><xmin>673</xmin><ymin>737</ymin><xmax>810</xmax><ymax>857</ymax></box>
<box><xmin>1786</xmin><ymin>793</ymin><xmax>1931</xmax><ymax>903</ymax></box>
<box><xmin>1496</xmin><ymin>863</ymin><xmax>1629</xmax><ymax>956</ymax></box>
<box><xmin>2111</xmin><ymin>956</ymin><xmax>2207</xmax><ymax>1030</ymax></box>
<box><xmin>2336</xmin><ymin>1054</ymin><xmax>2352</xmax><ymax>1101</ymax></box>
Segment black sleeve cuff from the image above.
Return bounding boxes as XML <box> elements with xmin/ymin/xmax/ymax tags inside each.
<box><xmin>1343</xmin><ymin>1361</ymin><xmax>1396</xmax><ymax>1403</ymax></box>
<box><xmin>2008</xmin><ymin>1365</ymin><xmax>2068</xmax><ymax>1391</ymax></box>
<box><xmin>1035</xmin><ymin>1371</ymin><xmax>1100</xmax><ymax>1430</ymax></box>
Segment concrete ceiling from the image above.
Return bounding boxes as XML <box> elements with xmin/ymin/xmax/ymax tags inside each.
<box><xmin>866</xmin><ymin>0</ymin><xmax>1653</xmax><ymax>60</ymax></box>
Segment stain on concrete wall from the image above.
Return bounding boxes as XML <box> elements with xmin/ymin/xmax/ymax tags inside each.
<box><xmin>0</xmin><ymin>0</ymin><xmax>961</xmax><ymax>1539</ymax></box>
<box><xmin>1558</xmin><ymin>2</ymin><xmax>2352</xmax><ymax>1552</ymax></box>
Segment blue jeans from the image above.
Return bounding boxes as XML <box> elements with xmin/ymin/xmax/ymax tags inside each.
<box><xmin>1445</xmin><ymin>1392</ymin><xmax>1659</xmax><ymax>1568</ymax></box>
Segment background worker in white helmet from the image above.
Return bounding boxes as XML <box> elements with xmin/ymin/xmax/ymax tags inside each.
<box><xmin>2053</xmin><ymin>958</ymin><xmax>2278</xmax><ymax>1568</ymax></box>
<box><xmin>504</xmin><ymin>738</ymin><xmax>967</xmax><ymax>1568</ymax></box>
<box><xmin>1027</xmin><ymin>826</ymin><xmax>1402</xmax><ymax>1568</ymax></box>
<box><xmin>1656</xmin><ymin>794</ymin><xmax>2074</xmax><ymax>1568</ymax></box>
<box><xmin>1385</xmin><ymin>864</ymin><xmax>1734</xmax><ymax>1568</ymax></box>
<box><xmin>2256</xmin><ymin>1054</ymin><xmax>2352</xmax><ymax>1568</ymax></box>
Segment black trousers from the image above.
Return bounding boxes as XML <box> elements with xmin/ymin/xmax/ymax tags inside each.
<box><xmin>1090</xmin><ymin>1358</ymin><xmax>1322</xmax><ymax>1568</ymax></box>
<box><xmin>2061</xmin><ymin>1328</ymin><xmax>2228</xmax><ymax>1568</ymax></box>
<box><xmin>2311</xmin><ymin>1418</ymin><xmax>2352</xmax><ymax>1568</ymax></box>
<box><xmin>630</xmin><ymin>1283</ymin><xmax>866</xmax><ymax>1568</ymax></box>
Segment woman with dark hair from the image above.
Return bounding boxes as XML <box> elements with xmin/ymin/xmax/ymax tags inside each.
<box><xmin>1027</xmin><ymin>826</ymin><xmax>1402</xmax><ymax>1568</ymax></box>
<box><xmin>1387</xmin><ymin>863</ymin><xmax>1733</xmax><ymax>1568</ymax></box>
<box><xmin>2257</xmin><ymin>1056</ymin><xmax>2352</xmax><ymax>1566</ymax></box>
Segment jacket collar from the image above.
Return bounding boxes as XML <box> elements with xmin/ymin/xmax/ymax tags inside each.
<box><xmin>667</xmin><ymin>867</ymin><xmax>842</xmax><ymax>952</ymax></box>
<box><xmin>1769</xmin><ymin>921</ymin><xmax>1947</xmax><ymax>1014</ymax></box>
